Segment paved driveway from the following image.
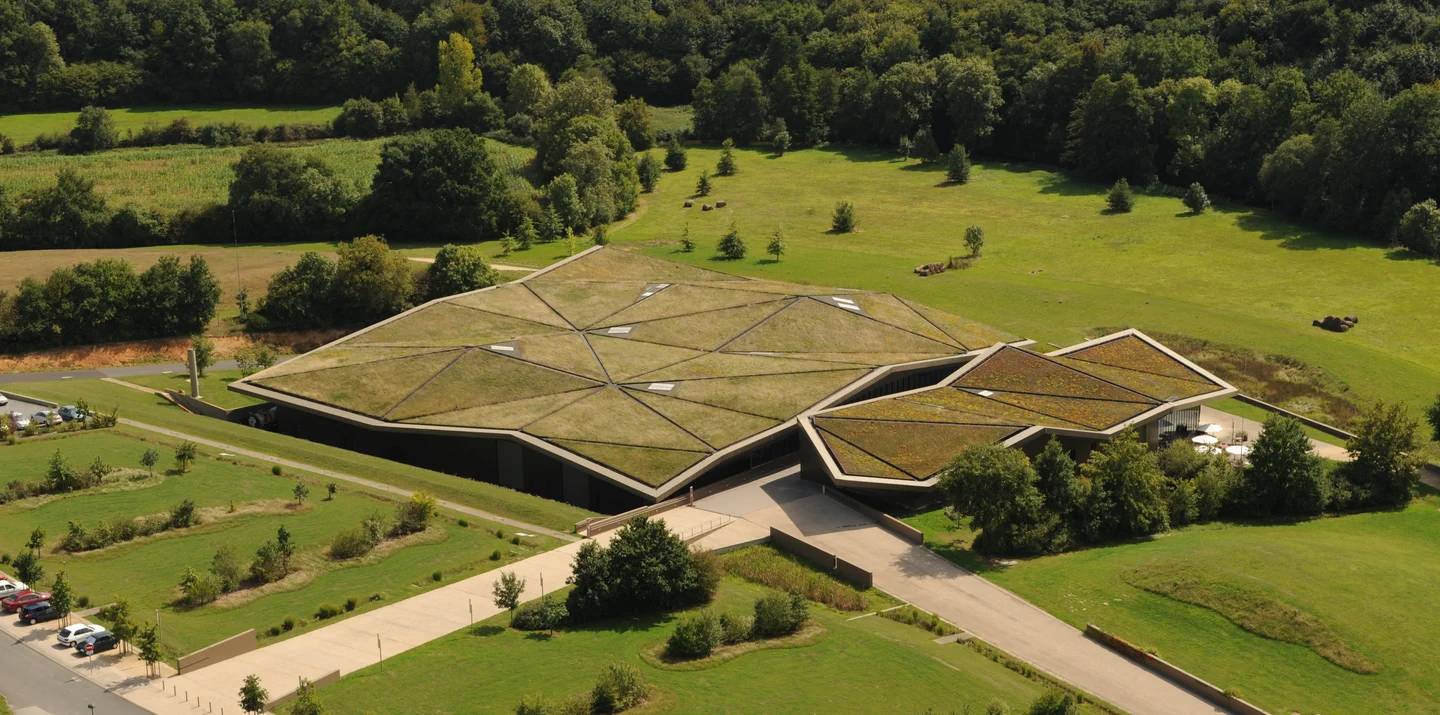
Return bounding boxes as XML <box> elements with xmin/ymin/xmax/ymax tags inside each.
<box><xmin>696</xmin><ymin>467</ymin><xmax>1230</xmax><ymax>715</ymax></box>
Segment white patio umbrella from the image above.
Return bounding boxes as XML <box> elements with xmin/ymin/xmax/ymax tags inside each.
<box><xmin>1191</xmin><ymin>434</ymin><xmax>1220</xmax><ymax>445</ymax></box>
<box><xmin>1199</xmin><ymin>423</ymin><xmax>1224</xmax><ymax>434</ymax></box>
<box><xmin>1194</xmin><ymin>445</ymin><xmax>1223</xmax><ymax>455</ymax></box>
<box><xmin>1225</xmin><ymin>445</ymin><xmax>1253</xmax><ymax>456</ymax></box>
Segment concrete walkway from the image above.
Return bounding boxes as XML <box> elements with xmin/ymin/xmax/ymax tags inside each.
<box><xmin>695</xmin><ymin>466</ymin><xmax>1229</xmax><ymax>715</ymax></box>
<box><xmin>1202</xmin><ymin>405</ymin><xmax>1349</xmax><ymax>461</ymax></box>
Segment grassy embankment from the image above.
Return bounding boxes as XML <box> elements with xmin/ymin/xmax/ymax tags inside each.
<box><xmin>4</xmin><ymin>379</ymin><xmax>594</xmax><ymax>533</ymax></box>
<box><xmin>124</xmin><ymin>369</ymin><xmax>265</xmax><ymax>410</ymax></box>
<box><xmin>0</xmin><ymin>429</ymin><xmax>560</xmax><ymax>658</ymax></box>
<box><xmin>0</xmin><ymin>105</ymin><xmax>342</xmax><ymax>145</ymax></box>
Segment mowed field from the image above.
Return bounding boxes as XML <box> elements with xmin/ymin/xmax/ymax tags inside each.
<box><xmin>610</xmin><ymin>145</ymin><xmax>1440</xmax><ymax>416</ymax></box>
<box><xmin>0</xmin><ymin>105</ymin><xmax>342</xmax><ymax>145</ymax></box>
<box><xmin>0</xmin><ymin>429</ymin><xmax>560</xmax><ymax>657</ymax></box>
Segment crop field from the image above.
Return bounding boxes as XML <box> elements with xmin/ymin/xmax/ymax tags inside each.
<box><xmin>307</xmin><ymin>576</ymin><xmax>1095</xmax><ymax>715</ymax></box>
<box><xmin>904</xmin><ymin>490</ymin><xmax>1440</xmax><ymax>715</ymax></box>
<box><xmin>0</xmin><ymin>429</ymin><xmax>559</xmax><ymax>658</ymax></box>
<box><xmin>611</xmin><ymin>145</ymin><xmax>1440</xmax><ymax>423</ymax></box>
<box><xmin>0</xmin><ymin>105</ymin><xmax>342</xmax><ymax>145</ymax></box>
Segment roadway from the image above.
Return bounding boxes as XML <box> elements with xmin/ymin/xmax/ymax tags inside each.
<box><xmin>0</xmin><ymin>632</ymin><xmax>149</xmax><ymax>715</ymax></box>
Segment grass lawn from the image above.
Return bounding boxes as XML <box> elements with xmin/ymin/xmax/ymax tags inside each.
<box><xmin>124</xmin><ymin>369</ymin><xmax>265</xmax><ymax>410</ymax></box>
<box><xmin>610</xmin><ymin>146</ymin><xmax>1440</xmax><ymax>421</ymax></box>
<box><xmin>4</xmin><ymin>379</ymin><xmax>595</xmax><ymax>532</ymax></box>
<box><xmin>649</xmin><ymin>105</ymin><xmax>693</xmax><ymax>136</ymax></box>
<box><xmin>308</xmin><ymin>577</ymin><xmax>1097</xmax><ymax>715</ymax></box>
<box><xmin>0</xmin><ymin>429</ymin><xmax>559</xmax><ymax>658</ymax></box>
<box><xmin>903</xmin><ymin>492</ymin><xmax>1440</xmax><ymax>715</ymax></box>
<box><xmin>0</xmin><ymin>105</ymin><xmax>343</xmax><ymax>145</ymax></box>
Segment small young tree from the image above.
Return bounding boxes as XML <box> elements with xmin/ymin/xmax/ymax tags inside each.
<box><xmin>717</xmin><ymin>138</ymin><xmax>738</xmax><ymax>175</ymax></box>
<box><xmin>290</xmin><ymin>678</ymin><xmax>326</xmax><ymax>715</ymax></box>
<box><xmin>50</xmin><ymin>570</ymin><xmax>74</xmax><ymax>626</ymax></box>
<box><xmin>275</xmin><ymin>525</ymin><xmax>296</xmax><ymax>570</ymax></box>
<box><xmin>493</xmin><ymin>570</ymin><xmax>526</xmax><ymax>617</ymax></box>
<box><xmin>69</xmin><ymin>105</ymin><xmax>119</xmax><ymax>153</ymax></box>
<box><xmin>239</xmin><ymin>674</ymin><xmax>269</xmax><ymax>715</ymax></box>
<box><xmin>1182</xmin><ymin>182</ymin><xmax>1210</xmax><ymax>213</ymax></box>
<box><xmin>99</xmin><ymin>596</ymin><xmax>134</xmax><ymax>652</ymax></box>
<box><xmin>174</xmin><ymin>441</ymin><xmax>199</xmax><ymax>473</ymax></box>
<box><xmin>946</xmin><ymin>144</ymin><xmax>971</xmax><ymax>184</ymax></box>
<box><xmin>26</xmin><ymin>527</ymin><xmax>45</xmax><ymax>551</ymax></box>
<box><xmin>897</xmin><ymin>135</ymin><xmax>914</xmax><ymax>159</ymax></box>
<box><xmin>516</xmin><ymin>216</ymin><xmax>538</xmax><ymax>249</ymax></box>
<box><xmin>136</xmin><ymin>621</ymin><xmax>162</xmax><ymax>677</ymax></box>
<box><xmin>293</xmin><ymin>482</ymin><xmax>311</xmax><ymax>505</ymax></box>
<box><xmin>912</xmin><ymin>126</ymin><xmax>939</xmax><ymax>162</ymax></box>
<box><xmin>831</xmin><ymin>201</ymin><xmax>856</xmax><ymax>232</ymax></box>
<box><xmin>696</xmin><ymin>169</ymin><xmax>712</xmax><ymax>197</ymax></box>
<box><xmin>679</xmin><ymin>223</ymin><xmax>695</xmax><ymax>252</ymax></box>
<box><xmin>664</xmin><ymin>136</ymin><xmax>688</xmax><ymax>171</ymax></box>
<box><xmin>140</xmin><ymin>449</ymin><xmax>160</xmax><ymax>477</ymax></box>
<box><xmin>191</xmin><ymin>336</ymin><xmax>215</xmax><ymax>377</ymax></box>
<box><xmin>211</xmin><ymin>545</ymin><xmax>244</xmax><ymax>592</ymax></box>
<box><xmin>593</xmin><ymin>224</ymin><xmax>609</xmax><ymax>246</ymax></box>
<box><xmin>767</xmin><ymin>228</ymin><xmax>787</xmax><ymax>262</ymax></box>
<box><xmin>773</xmin><ymin>129</ymin><xmax>791</xmax><ymax>156</ymax></box>
<box><xmin>1107</xmin><ymin>178</ymin><xmax>1135</xmax><ymax>212</ymax></box>
<box><xmin>637</xmin><ymin>152</ymin><xmax>662</xmax><ymax>193</ymax></box>
<box><xmin>717</xmin><ymin>224</ymin><xmax>747</xmax><ymax>259</ymax></box>
<box><xmin>326</xmin><ymin>483</ymin><xmax>338</xmax><ymax>500</ymax></box>
<box><xmin>1340</xmin><ymin>400</ymin><xmax>1424</xmax><ymax>507</ymax></box>
<box><xmin>12</xmin><ymin>549</ymin><xmax>43</xmax><ymax>584</ymax></box>
<box><xmin>964</xmin><ymin>225</ymin><xmax>985</xmax><ymax>256</ymax></box>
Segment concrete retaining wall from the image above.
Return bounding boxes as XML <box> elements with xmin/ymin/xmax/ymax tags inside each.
<box><xmin>826</xmin><ymin>488</ymin><xmax>924</xmax><ymax>545</ymax></box>
<box><xmin>1233</xmin><ymin>394</ymin><xmax>1354</xmax><ymax>441</ymax></box>
<box><xmin>178</xmin><ymin>629</ymin><xmax>257</xmax><ymax>674</ymax></box>
<box><xmin>163</xmin><ymin>389</ymin><xmax>228</xmax><ymax>420</ymax></box>
<box><xmin>770</xmin><ymin>527</ymin><xmax>874</xmax><ymax>590</ymax></box>
<box><xmin>0</xmin><ymin>389</ymin><xmax>59</xmax><ymax>408</ymax></box>
<box><xmin>265</xmin><ymin>669</ymin><xmax>342</xmax><ymax>712</ymax></box>
<box><xmin>1085</xmin><ymin>625</ymin><xmax>1270</xmax><ymax>715</ymax></box>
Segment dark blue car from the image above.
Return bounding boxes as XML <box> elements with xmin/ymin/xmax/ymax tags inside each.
<box><xmin>19</xmin><ymin>601</ymin><xmax>57</xmax><ymax>625</ymax></box>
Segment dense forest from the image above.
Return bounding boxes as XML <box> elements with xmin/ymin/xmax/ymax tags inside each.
<box><xmin>3</xmin><ymin>0</ymin><xmax>1440</xmax><ymax>250</ymax></box>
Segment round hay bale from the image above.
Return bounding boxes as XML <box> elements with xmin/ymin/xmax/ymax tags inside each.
<box><xmin>716</xmin><ymin>200</ymin><xmax>728</xmax><ymax>208</ymax></box>
<box><xmin>1346</xmin><ymin>315</ymin><xmax>1359</xmax><ymax>324</ymax></box>
<box><xmin>702</xmin><ymin>203</ymin><xmax>713</xmax><ymax>211</ymax></box>
<box><xmin>683</xmin><ymin>199</ymin><xmax>694</xmax><ymax>208</ymax></box>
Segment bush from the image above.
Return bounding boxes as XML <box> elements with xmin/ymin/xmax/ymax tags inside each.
<box><xmin>716</xmin><ymin>225</ymin><xmax>746</xmax><ymax>259</ymax></box>
<box><xmin>272</xmin><ymin>465</ymin><xmax>282</xmax><ymax>476</ymax></box>
<box><xmin>752</xmin><ymin>591</ymin><xmax>808</xmax><ymax>638</ymax></box>
<box><xmin>490</xmin><ymin>549</ymin><xmax>503</xmax><ymax>560</ymax></box>
<box><xmin>1183</xmin><ymin>182</ymin><xmax>1210</xmax><ymax>213</ymax></box>
<box><xmin>511</xmin><ymin>594</ymin><xmax>569</xmax><ymax>631</ymax></box>
<box><xmin>179</xmin><ymin>567</ymin><xmax>221</xmax><ymax>606</ymax></box>
<box><xmin>393</xmin><ymin>491</ymin><xmax>436</xmax><ymax>535</ymax></box>
<box><xmin>168</xmin><ymin>499</ymin><xmax>197</xmax><ymax>529</ymax></box>
<box><xmin>719</xmin><ymin>612</ymin><xmax>752</xmax><ymax>645</ymax></box>
<box><xmin>67</xmin><ymin>106</ymin><xmax>119</xmax><ymax>153</ymax></box>
<box><xmin>457</xmin><ymin>519</ymin><xmax>469</xmax><ymax>528</ymax></box>
<box><xmin>664</xmin><ymin>136</ymin><xmax>687</xmax><ymax>171</ymax></box>
<box><xmin>282</xmin><ymin>616</ymin><xmax>296</xmax><ymax>632</ymax></box>
<box><xmin>515</xmin><ymin>693</ymin><xmax>592</xmax><ymax>715</ymax></box>
<box><xmin>591</xmin><ymin>662</ymin><xmax>647</xmax><ymax>713</ymax></box>
<box><xmin>1107</xmin><ymin>178</ymin><xmax>1135</xmax><ymax>212</ymax></box>
<box><xmin>1026</xmin><ymin>690</ymin><xmax>1080</xmax><ymax>715</ymax></box>
<box><xmin>344</xmin><ymin>597</ymin><xmax>358</xmax><ymax>612</ymax></box>
<box><xmin>315</xmin><ymin>603</ymin><xmax>342</xmax><ymax>620</ymax></box>
<box><xmin>831</xmin><ymin>201</ymin><xmax>857</xmax><ymax>232</ymax></box>
<box><xmin>667</xmin><ymin>610</ymin><xmax>722</xmax><ymax>658</ymax></box>
<box><xmin>432</xmin><ymin>570</ymin><xmax>443</xmax><ymax>582</ymax></box>
<box><xmin>566</xmin><ymin>516</ymin><xmax>718</xmax><ymax>622</ymax></box>
<box><xmin>329</xmin><ymin>525</ymin><xmax>377</xmax><ymax>559</ymax></box>
<box><xmin>946</xmin><ymin>144</ymin><xmax>971</xmax><ymax>183</ymax></box>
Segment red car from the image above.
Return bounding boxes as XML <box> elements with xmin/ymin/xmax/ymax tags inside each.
<box><xmin>3</xmin><ymin>591</ymin><xmax>50</xmax><ymax>613</ymax></box>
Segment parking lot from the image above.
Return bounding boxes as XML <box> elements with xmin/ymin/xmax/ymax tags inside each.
<box><xmin>1</xmin><ymin>391</ymin><xmax>58</xmax><ymax>425</ymax></box>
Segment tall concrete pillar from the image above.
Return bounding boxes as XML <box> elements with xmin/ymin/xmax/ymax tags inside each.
<box><xmin>187</xmin><ymin>348</ymin><xmax>200</xmax><ymax>398</ymax></box>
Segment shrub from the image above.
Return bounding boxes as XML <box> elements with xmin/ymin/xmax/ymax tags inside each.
<box><xmin>719</xmin><ymin>612</ymin><xmax>752</xmax><ymax>645</ymax></box>
<box><xmin>753</xmin><ymin>591</ymin><xmax>808</xmax><ymax>638</ymax></box>
<box><xmin>393</xmin><ymin>491</ymin><xmax>436</xmax><ymax>535</ymax></box>
<box><xmin>282</xmin><ymin>616</ymin><xmax>296</xmax><ymax>632</ymax></box>
<box><xmin>1107</xmin><ymin>178</ymin><xmax>1135</xmax><ymax>212</ymax></box>
<box><xmin>717</xmin><ymin>138</ymin><xmax>737</xmax><ymax>175</ymax></box>
<box><xmin>880</xmin><ymin>605</ymin><xmax>959</xmax><ymax>636</ymax></box>
<box><xmin>664</xmin><ymin>136</ymin><xmax>687</xmax><ymax>171</ymax></box>
<box><xmin>168</xmin><ymin>499</ymin><xmax>197</xmax><ymax>529</ymax></box>
<box><xmin>179</xmin><ymin>567</ymin><xmax>221</xmax><ymax>606</ymax></box>
<box><xmin>344</xmin><ymin>597</ymin><xmax>358</xmax><ymax>612</ymax></box>
<box><xmin>211</xmin><ymin>546</ymin><xmax>244</xmax><ymax>592</ymax></box>
<box><xmin>432</xmin><ymin>570</ymin><xmax>443</xmax><ymax>582</ymax></box>
<box><xmin>490</xmin><ymin>549</ymin><xmax>503</xmax><ymax>560</ymax></box>
<box><xmin>773</xmin><ymin>130</ymin><xmax>791</xmax><ymax>155</ymax></box>
<box><xmin>1026</xmin><ymin>690</ymin><xmax>1080</xmax><ymax>715</ymax></box>
<box><xmin>457</xmin><ymin>519</ymin><xmax>469</xmax><ymax>528</ymax></box>
<box><xmin>266</xmin><ymin>625</ymin><xmax>282</xmax><ymax>637</ymax></box>
<box><xmin>667</xmin><ymin>610</ymin><xmax>722</xmax><ymax>658</ymax></box>
<box><xmin>831</xmin><ymin>201</ymin><xmax>856</xmax><ymax>232</ymax></box>
<box><xmin>695</xmin><ymin>169</ymin><xmax>712</xmax><ymax>197</ymax></box>
<box><xmin>77</xmin><ymin>595</ymin><xmax>90</xmax><ymax>609</ymax></box>
<box><xmin>315</xmin><ymin>603</ymin><xmax>342</xmax><ymax>620</ymax></box>
<box><xmin>946</xmin><ymin>144</ymin><xmax>971</xmax><ymax>184</ymax></box>
<box><xmin>68</xmin><ymin>106</ymin><xmax>119</xmax><ymax>153</ymax></box>
<box><xmin>272</xmin><ymin>465</ymin><xmax>282</xmax><ymax>476</ymax></box>
<box><xmin>566</xmin><ymin>516</ymin><xmax>718</xmax><ymax>622</ymax></box>
<box><xmin>512</xmin><ymin>595</ymin><xmax>569</xmax><ymax>631</ymax></box>
<box><xmin>591</xmin><ymin>662</ymin><xmax>647</xmax><ymax>713</ymax></box>
<box><xmin>965</xmin><ymin>225</ymin><xmax>986</xmax><ymax>256</ymax></box>
<box><xmin>1183</xmin><ymin>182</ymin><xmax>1210</xmax><ymax>213</ymax></box>
<box><xmin>717</xmin><ymin>225</ymin><xmax>746</xmax><ymax>259</ymax></box>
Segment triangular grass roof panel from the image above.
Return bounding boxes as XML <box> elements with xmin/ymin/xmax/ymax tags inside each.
<box><xmin>982</xmin><ymin>391</ymin><xmax>1151</xmax><ymax>430</ymax></box>
<box><xmin>817</xmin><ymin>430</ymin><xmax>912</xmax><ymax>480</ymax></box>
<box><xmin>659</xmin><ymin>369</ymin><xmax>870</xmax><ymax>420</ymax></box>
<box><xmin>533</xmin><ymin>248</ymin><xmax>739</xmax><ymax>283</ymax></box>
<box><xmin>353</xmin><ymin>303</ymin><xmax>563</xmax><ymax>347</ymax></box>
<box><xmin>524</xmin><ymin>387</ymin><xmax>711</xmax><ymax>451</ymax></box>
<box><xmin>625</xmin><ymin>388</ymin><xmax>781</xmax><ymax>449</ymax></box>
<box><xmin>683</xmin><ymin>279</ymin><xmax>852</xmax><ymax>296</ymax></box>
<box><xmin>401</xmin><ymin>388</ymin><xmax>600</xmax><ymax>429</ymax></box>
<box><xmin>903</xmin><ymin>389</ymin><xmax>1090</xmax><ymax>430</ymax></box>
<box><xmin>527</xmin><ymin>281</ymin><xmax>651</xmax><ymax>329</ymax></box>
<box><xmin>254</xmin><ymin>346</ymin><xmax>453</xmax><ymax>380</ymax></box>
<box><xmin>815</xmin><ymin>418</ymin><xmax>1018</xmax><ymax>479</ymax></box>
<box><xmin>509</xmin><ymin>332</ymin><xmax>607</xmax><ymax>382</ymax></box>
<box><xmin>851</xmin><ymin>293</ymin><xmax>964</xmax><ymax>348</ymax></box>
<box><xmin>595</xmin><ymin>284</ymin><xmax>786</xmax><ymax>328</ymax></box>
<box><xmin>549</xmin><ymin>440</ymin><xmax>708</xmax><ymax>486</ymax></box>
<box><xmin>633</xmin><ymin>352</ymin><xmax>867</xmax><ymax>382</ymax></box>
<box><xmin>1063</xmin><ymin>335</ymin><xmax>1212</xmax><ymax>382</ymax></box>
<box><xmin>627</xmin><ymin>300</ymin><xmax>790</xmax><ymax>351</ymax></box>
<box><xmin>956</xmin><ymin>346</ymin><xmax>1156</xmax><ymax>403</ymax></box>
<box><xmin>446</xmin><ymin>284</ymin><xmax>572</xmax><ymax>328</ymax></box>
<box><xmin>256</xmin><ymin>349</ymin><xmax>463</xmax><ymax>418</ymax></box>
<box><xmin>588</xmin><ymin>335</ymin><xmax>708</xmax><ymax>382</ymax></box>
<box><xmin>385</xmin><ymin>348</ymin><xmax>601</xmax><ymax>421</ymax></box>
<box><xmin>824</xmin><ymin>396</ymin><xmax>1029</xmax><ymax>426</ymax></box>
<box><xmin>899</xmin><ymin>297</ymin><xmax>1019</xmax><ymax>350</ymax></box>
<box><xmin>1052</xmin><ymin>356</ymin><xmax>1218</xmax><ymax>402</ymax></box>
<box><xmin>726</xmin><ymin>298</ymin><xmax>958</xmax><ymax>355</ymax></box>
<box><xmin>752</xmin><ymin>351</ymin><xmax>953</xmax><ymax>366</ymax></box>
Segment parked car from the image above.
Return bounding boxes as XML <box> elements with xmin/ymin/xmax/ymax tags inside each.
<box><xmin>0</xmin><ymin>394</ymin><xmax>7</xmax><ymax>406</ymax></box>
<box><xmin>78</xmin><ymin>632</ymin><xmax>119</xmax><ymax>654</ymax></box>
<box><xmin>2</xmin><ymin>590</ymin><xmax>49</xmax><ymax>612</ymax></box>
<box><xmin>7</xmin><ymin>412</ymin><xmax>27</xmax><ymax>430</ymax></box>
<box><xmin>0</xmin><ymin>580</ymin><xmax>28</xmax><ymax>597</ymax></box>
<box><xmin>58</xmin><ymin>405</ymin><xmax>84</xmax><ymax>422</ymax></box>
<box><xmin>58</xmin><ymin>624</ymin><xmax>107</xmax><ymax>646</ymax></box>
<box><xmin>20</xmin><ymin>601</ymin><xmax>57</xmax><ymax>625</ymax></box>
<box><xmin>31</xmin><ymin>411</ymin><xmax>51</xmax><ymax>428</ymax></box>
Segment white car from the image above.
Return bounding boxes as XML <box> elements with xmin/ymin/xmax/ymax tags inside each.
<box><xmin>58</xmin><ymin>624</ymin><xmax>107</xmax><ymax>646</ymax></box>
<box><xmin>8</xmin><ymin>411</ymin><xmax>28</xmax><ymax>430</ymax></box>
<box><xmin>0</xmin><ymin>580</ymin><xmax>27</xmax><ymax>597</ymax></box>
<box><xmin>0</xmin><ymin>394</ymin><xmax>8</xmax><ymax>406</ymax></box>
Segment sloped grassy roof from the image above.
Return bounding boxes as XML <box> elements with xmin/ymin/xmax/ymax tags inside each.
<box><xmin>810</xmin><ymin>335</ymin><xmax>1231</xmax><ymax>482</ymax></box>
<box><xmin>240</xmin><ymin>248</ymin><xmax>1019</xmax><ymax>489</ymax></box>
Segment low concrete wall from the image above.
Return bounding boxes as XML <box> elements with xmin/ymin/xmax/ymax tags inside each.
<box><xmin>163</xmin><ymin>389</ymin><xmax>228</xmax><ymax>420</ymax></box>
<box><xmin>265</xmin><ymin>669</ymin><xmax>342</xmax><ymax>712</ymax></box>
<box><xmin>1085</xmin><ymin>625</ymin><xmax>1270</xmax><ymax>715</ymax></box>
<box><xmin>770</xmin><ymin>527</ymin><xmax>874</xmax><ymax>590</ymax></box>
<box><xmin>826</xmin><ymin>488</ymin><xmax>924</xmax><ymax>545</ymax></box>
<box><xmin>577</xmin><ymin>495</ymin><xmax>688</xmax><ymax>536</ymax></box>
<box><xmin>1233</xmin><ymin>394</ymin><xmax>1354</xmax><ymax>441</ymax></box>
<box><xmin>178</xmin><ymin>629</ymin><xmax>257</xmax><ymax>674</ymax></box>
<box><xmin>0</xmin><ymin>389</ymin><xmax>59</xmax><ymax>408</ymax></box>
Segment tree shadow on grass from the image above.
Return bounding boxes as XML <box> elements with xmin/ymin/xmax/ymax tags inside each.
<box><xmin>1232</xmin><ymin>210</ymin><xmax>1376</xmax><ymax>251</ymax></box>
<box><xmin>470</xmin><ymin>625</ymin><xmax>505</xmax><ymax>637</ymax></box>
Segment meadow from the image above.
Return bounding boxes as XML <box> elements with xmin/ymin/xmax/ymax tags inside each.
<box><xmin>0</xmin><ymin>105</ymin><xmax>342</xmax><ymax>145</ymax></box>
<box><xmin>608</xmin><ymin>145</ymin><xmax>1440</xmax><ymax>422</ymax></box>
<box><xmin>124</xmin><ymin>369</ymin><xmax>266</xmax><ymax>410</ymax></box>
<box><xmin>0</xmin><ymin>429</ymin><xmax>559</xmax><ymax>657</ymax></box>
<box><xmin>904</xmin><ymin>491</ymin><xmax>1440</xmax><ymax>715</ymax></box>
<box><xmin>305</xmin><ymin>574</ymin><xmax>1094</xmax><ymax>715</ymax></box>
<box><xmin>3</xmin><ymin>381</ymin><xmax>595</xmax><ymax>532</ymax></box>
